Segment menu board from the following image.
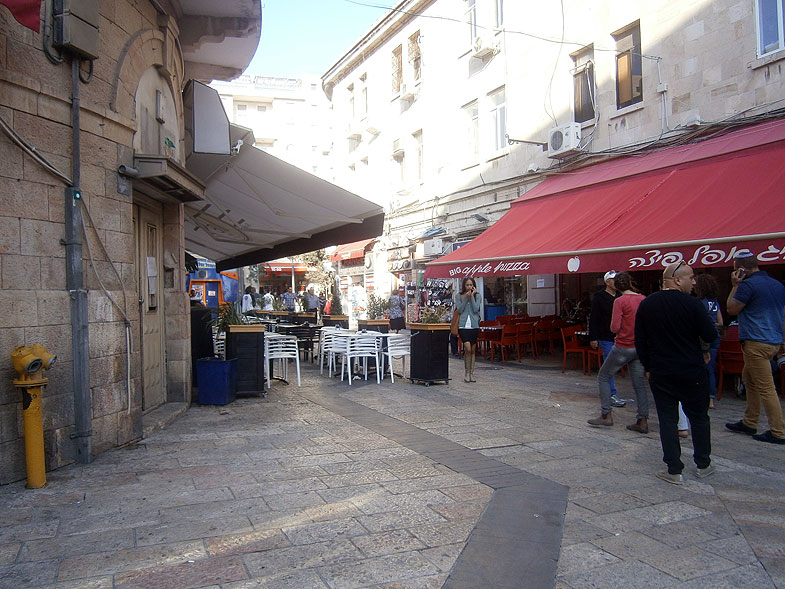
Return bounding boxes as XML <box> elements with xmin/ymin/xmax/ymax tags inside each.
<box><xmin>425</xmin><ymin>278</ymin><xmax>453</xmax><ymax>307</ymax></box>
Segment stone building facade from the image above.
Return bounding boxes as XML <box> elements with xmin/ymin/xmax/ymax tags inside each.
<box><xmin>322</xmin><ymin>0</ymin><xmax>785</xmax><ymax>315</ymax></box>
<box><xmin>0</xmin><ymin>1</ymin><xmax>260</xmax><ymax>484</ymax></box>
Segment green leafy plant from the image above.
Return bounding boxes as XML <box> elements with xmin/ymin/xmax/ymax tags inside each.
<box><xmin>330</xmin><ymin>293</ymin><xmax>344</xmax><ymax>315</ymax></box>
<box><xmin>420</xmin><ymin>304</ymin><xmax>451</xmax><ymax>323</ymax></box>
<box><xmin>366</xmin><ymin>294</ymin><xmax>391</xmax><ymax>320</ymax></box>
<box><xmin>208</xmin><ymin>302</ymin><xmax>246</xmax><ymax>333</ymax></box>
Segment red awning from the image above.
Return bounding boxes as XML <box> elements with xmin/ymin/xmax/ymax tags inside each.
<box><xmin>426</xmin><ymin>119</ymin><xmax>785</xmax><ymax>278</ymax></box>
<box><xmin>262</xmin><ymin>261</ymin><xmax>309</xmax><ymax>276</ymax></box>
<box><xmin>330</xmin><ymin>239</ymin><xmax>374</xmax><ymax>262</ymax></box>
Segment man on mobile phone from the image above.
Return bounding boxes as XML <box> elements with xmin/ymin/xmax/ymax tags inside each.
<box><xmin>725</xmin><ymin>251</ymin><xmax>785</xmax><ymax>445</ymax></box>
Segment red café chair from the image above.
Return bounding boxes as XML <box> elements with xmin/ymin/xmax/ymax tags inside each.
<box><xmin>716</xmin><ymin>337</ymin><xmax>744</xmax><ymax>400</ymax></box>
<box><xmin>533</xmin><ymin>319</ymin><xmax>554</xmax><ymax>356</ymax></box>
<box><xmin>490</xmin><ymin>323</ymin><xmax>519</xmax><ymax>363</ymax></box>
<box><xmin>516</xmin><ymin>322</ymin><xmax>536</xmax><ymax>360</ymax></box>
<box><xmin>561</xmin><ymin>325</ymin><xmax>587</xmax><ymax>374</ymax></box>
<box><xmin>477</xmin><ymin>321</ymin><xmax>498</xmax><ymax>359</ymax></box>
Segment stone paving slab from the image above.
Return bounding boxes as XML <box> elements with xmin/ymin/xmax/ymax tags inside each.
<box><xmin>0</xmin><ymin>354</ymin><xmax>784</xmax><ymax>587</ymax></box>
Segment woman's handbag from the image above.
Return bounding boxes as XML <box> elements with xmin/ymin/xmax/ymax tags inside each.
<box><xmin>450</xmin><ymin>309</ymin><xmax>460</xmax><ymax>336</ymax></box>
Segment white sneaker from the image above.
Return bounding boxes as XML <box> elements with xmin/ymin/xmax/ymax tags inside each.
<box><xmin>695</xmin><ymin>464</ymin><xmax>715</xmax><ymax>478</ymax></box>
<box><xmin>656</xmin><ymin>471</ymin><xmax>684</xmax><ymax>485</ymax></box>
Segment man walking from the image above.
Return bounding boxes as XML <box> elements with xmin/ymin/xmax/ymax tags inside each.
<box><xmin>635</xmin><ymin>261</ymin><xmax>718</xmax><ymax>484</ymax></box>
<box><xmin>725</xmin><ymin>252</ymin><xmax>785</xmax><ymax>445</ymax></box>
<box><xmin>589</xmin><ymin>270</ymin><xmax>625</xmax><ymax>407</ymax></box>
<box><xmin>281</xmin><ymin>286</ymin><xmax>297</xmax><ymax>312</ymax></box>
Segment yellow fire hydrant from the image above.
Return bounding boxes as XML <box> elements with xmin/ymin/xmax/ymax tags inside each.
<box><xmin>11</xmin><ymin>344</ymin><xmax>57</xmax><ymax>488</ymax></box>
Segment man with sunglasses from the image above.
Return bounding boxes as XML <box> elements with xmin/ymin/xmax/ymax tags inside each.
<box><xmin>725</xmin><ymin>252</ymin><xmax>785</xmax><ymax>445</ymax></box>
<box><xmin>635</xmin><ymin>261</ymin><xmax>718</xmax><ymax>484</ymax></box>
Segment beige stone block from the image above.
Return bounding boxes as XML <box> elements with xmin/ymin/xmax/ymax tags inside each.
<box><xmin>93</xmin><ymin>379</ymin><xmax>127</xmax><ymax>418</ymax></box>
<box><xmin>79</xmin><ymin>164</ymin><xmax>107</xmax><ymax>198</ymax></box>
<box><xmin>22</xmin><ymin>150</ymin><xmax>71</xmax><ymax>185</ymax></box>
<box><xmin>0</xmin><ymin>404</ymin><xmax>20</xmax><ymax>441</ymax></box>
<box><xmin>0</xmin><ymin>439</ymin><xmax>26</xmax><ymax>485</ymax></box>
<box><xmin>24</xmin><ymin>323</ymin><xmax>73</xmax><ymax>363</ymax></box>
<box><xmin>90</xmin><ymin>412</ymin><xmax>118</xmax><ymax>455</ymax></box>
<box><xmin>117</xmin><ymin>407</ymin><xmax>142</xmax><ymax>446</ymax></box>
<box><xmin>2</xmin><ymin>254</ymin><xmax>41</xmax><ymax>289</ymax></box>
<box><xmin>37</xmin><ymin>290</ymin><xmax>70</xmax><ymax>326</ymax></box>
<box><xmin>0</xmin><ymin>291</ymin><xmax>37</xmax><ymax>327</ymax></box>
<box><xmin>103</xmin><ymin>230</ymin><xmax>134</xmax><ymax>264</ymax></box>
<box><xmin>42</xmin><ymin>359</ymin><xmax>71</xmax><ymax>399</ymax></box>
<box><xmin>81</xmin><ymin>132</ymin><xmax>118</xmax><ymax>169</ymax></box>
<box><xmin>36</xmin><ymin>93</ymin><xmax>71</xmax><ymax>126</ymax></box>
<box><xmin>88</xmin><ymin>321</ymin><xmax>127</xmax><ymax>358</ymax></box>
<box><xmin>41</xmin><ymin>393</ymin><xmax>75</xmax><ymax>431</ymax></box>
<box><xmin>40</xmin><ymin>256</ymin><xmax>67</xmax><ymax>290</ymax></box>
<box><xmin>0</xmin><ymin>176</ymin><xmax>50</xmax><ymax>220</ymax></box>
<box><xmin>14</xmin><ymin>111</ymin><xmax>72</xmax><ymax>157</ymax></box>
<box><xmin>47</xmin><ymin>186</ymin><xmax>66</xmax><ymax>223</ymax></box>
<box><xmin>0</xmin><ymin>216</ymin><xmax>21</xmax><ymax>254</ymax></box>
<box><xmin>87</xmin><ymin>288</ymin><xmax>124</xmax><ymax>322</ymax></box>
<box><xmin>165</xmin><ymin>338</ymin><xmax>189</xmax><ymax>362</ymax></box>
<box><xmin>20</xmin><ymin>219</ymin><xmax>65</xmax><ymax>258</ymax></box>
<box><xmin>100</xmin><ymin>21</ymin><xmax>129</xmax><ymax>66</ymax></box>
<box><xmin>0</xmin><ymin>78</ymin><xmax>37</xmax><ymax>115</ymax></box>
<box><xmin>0</xmin><ymin>137</ymin><xmax>24</xmax><ymax>178</ymax></box>
<box><xmin>82</xmin><ymin>78</ymin><xmax>114</xmax><ymax>120</ymax></box>
<box><xmin>0</xmin><ymin>33</ymin><xmax>5</xmax><ymax>70</ymax></box>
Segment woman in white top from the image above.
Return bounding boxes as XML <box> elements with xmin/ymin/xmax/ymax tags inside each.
<box><xmin>455</xmin><ymin>277</ymin><xmax>482</xmax><ymax>383</ymax></box>
<box><xmin>241</xmin><ymin>286</ymin><xmax>256</xmax><ymax>313</ymax></box>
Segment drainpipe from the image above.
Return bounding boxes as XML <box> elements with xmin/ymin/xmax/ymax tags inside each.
<box><xmin>65</xmin><ymin>57</ymin><xmax>92</xmax><ymax>463</ymax></box>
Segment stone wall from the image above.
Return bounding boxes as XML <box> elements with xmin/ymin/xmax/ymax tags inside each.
<box><xmin>0</xmin><ymin>1</ymin><xmax>189</xmax><ymax>484</ymax></box>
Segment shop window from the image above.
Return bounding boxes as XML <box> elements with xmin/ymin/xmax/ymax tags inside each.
<box><xmin>462</xmin><ymin>100</ymin><xmax>479</xmax><ymax>160</ymax></box>
<box><xmin>489</xmin><ymin>87</ymin><xmax>506</xmax><ymax>152</ymax></box>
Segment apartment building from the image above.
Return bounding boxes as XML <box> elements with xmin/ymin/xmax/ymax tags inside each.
<box><xmin>211</xmin><ymin>74</ymin><xmax>333</xmax><ymax>177</ymax></box>
<box><xmin>323</xmin><ymin>0</ymin><xmax>785</xmax><ymax>317</ymax></box>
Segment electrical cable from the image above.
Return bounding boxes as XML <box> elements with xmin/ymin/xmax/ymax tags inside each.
<box><xmin>78</xmin><ymin>58</ymin><xmax>94</xmax><ymax>84</ymax></box>
<box><xmin>79</xmin><ymin>199</ymin><xmax>134</xmax><ymax>415</ymax></box>
<box><xmin>341</xmin><ymin>0</ymin><xmax>663</xmax><ymax>61</ymax></box>
<box><xmin>0</xmin><ymin>115</ymin><xmax>72</xmax><ymax>184</ymax></box>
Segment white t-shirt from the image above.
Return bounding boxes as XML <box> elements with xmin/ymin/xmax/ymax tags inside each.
<box><xmin>262</xmin><ymin>292</ymin><xmax>274</xmax><ymax>311</ymax></box>
<box><xmin>241</xmin><ymin>293</ymin><xmax>254</xmax><ymax>313</ymax></box>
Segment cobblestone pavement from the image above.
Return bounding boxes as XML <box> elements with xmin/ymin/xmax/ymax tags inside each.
<box><xmin>1</xmin><ymin>353</ymin><xmax>784</xmax><ymax>588</ymax></box>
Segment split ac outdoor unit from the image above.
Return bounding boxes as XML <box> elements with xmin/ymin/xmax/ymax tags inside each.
<box><xmin>423</xmin><ymin>238</ymin><xmax>444</xmax><ymax>257</ymax></box>
<box><xmin>472</xmin><ymin>35</ymin><xmax>497</xmax><ymax>58</ymax></box>
<box><xmin>547</xmin><ymin>122</ymin><xmax>582</xmax><ymax>158</ymax></box>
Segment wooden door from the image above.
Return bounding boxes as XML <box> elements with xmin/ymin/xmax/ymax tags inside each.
<box><xmin>134</xmin><ymin>202</ymin><xmax>166</xmax><ymax>411</ymax></box>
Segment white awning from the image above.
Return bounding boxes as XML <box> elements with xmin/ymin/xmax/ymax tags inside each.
<box><xmin>184</xmin><ymin>136</ymin><xmax>384</xmax><ymax>271</ymax></box>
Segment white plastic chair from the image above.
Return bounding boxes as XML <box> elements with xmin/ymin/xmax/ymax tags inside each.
<box><xmin>318</xmin><ymin>327</ymin><xmax>338</xmax><ymax>374</ymax></box>
<box><xmin>344</xmin><ymin>333</ymin><xmax>381</xmax><ymax>385</ymax></box>
<box><xmin>264</xmin><ymin>334</ymin><xmax>301</xmax><ymax>388</ymax></box>
<box><xmin>381</xmin><ymin>334</ymin><xmax>411</xmax><ymax>383</ymax></box>
<box><xmin>330</xmin><ymin>331</ymin><xmax>351</xmax><ymax>380</ymax></box>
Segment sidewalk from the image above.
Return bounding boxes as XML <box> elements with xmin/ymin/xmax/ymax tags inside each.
<box><xmin>1</xmin><ymin>354</ymin><xmax>783</xmax><ymax>588</ymax></box>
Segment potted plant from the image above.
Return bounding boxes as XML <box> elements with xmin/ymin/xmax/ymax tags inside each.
<box><xmin>359</xmin><ymin>294</ymin><xmax>391</xmax><ymax>332</ymax></box>
<box><xmin>209</xmin><ymin>302</ymin><xmax>266</xmax><ymax>397</ymax></box>
<box><xmin>408</xmin><ymin>303</ymin><xmax>451</xmax><ymax>386</ymax></box>
<box><xmin>323</xmin><ymin>292</ymin><xmax>349</xmax><ymax>327</ymax></box>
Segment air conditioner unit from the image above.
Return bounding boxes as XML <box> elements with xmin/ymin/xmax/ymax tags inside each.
<box><xmin>472</xmin><ymin>35</ymin><xmax>497</xmax><ymax>58</ymax></box>
<box><xmin>423</xmin><ymin>238</ymin><xmax>444</xmax><ymax>257</ymax></box>
<box><xmin>547</xmin><ymin>122</ymin><xmax>582</xmax><ymax>158</ymax></box>
<box><xmin>400</xmin><ymin>83</ymin><xmax>416</xmax><ymax>101</ymax></box>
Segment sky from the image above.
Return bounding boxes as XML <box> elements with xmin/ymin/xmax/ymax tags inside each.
<box><xmin>244</xmin><ymin>0</ymin><xmax>394</xmax><ymax>77</ymax></box>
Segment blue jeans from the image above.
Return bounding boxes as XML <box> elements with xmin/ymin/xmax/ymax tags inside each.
<box><xmin>598</xmin><ymin>340</ymin><xmax>617</xmax><ymax>397</ymax></box>
<box><xmin>598</xmin><ymin>345</ymin><xmax>648</xmax><ymax>418</ymax></box>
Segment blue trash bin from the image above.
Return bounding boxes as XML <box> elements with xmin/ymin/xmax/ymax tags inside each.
<box><xmin>196</xmin><ymin>357</ymin><xmax>237</xmax><ymax>405</ymax></box>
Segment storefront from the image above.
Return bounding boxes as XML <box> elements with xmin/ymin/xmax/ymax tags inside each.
<box><xmin>426</xmin><ymin>119</ymin><xmax>785</xmax><ymax>318</ymax></box>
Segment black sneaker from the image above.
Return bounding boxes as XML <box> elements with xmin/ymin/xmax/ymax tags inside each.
<box><xmin>725</xmin><ymin>420</ymin><xmax>756</xmax><ymax>435</ymax></box>
<box><xmin>752</xmin><ymin>430</ymin><xmax>785</xmax><ymax>445</ymax></box>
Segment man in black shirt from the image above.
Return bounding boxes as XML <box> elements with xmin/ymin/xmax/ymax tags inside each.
<box><xmin>589</xmin><ymin>270</ymin><xmax>624</xmax><ymax>407</ymax></box>
<box><xmin>635</xmin><ymin>261</ymin><xmax>718</xmax><ymax>484</ymax></box>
